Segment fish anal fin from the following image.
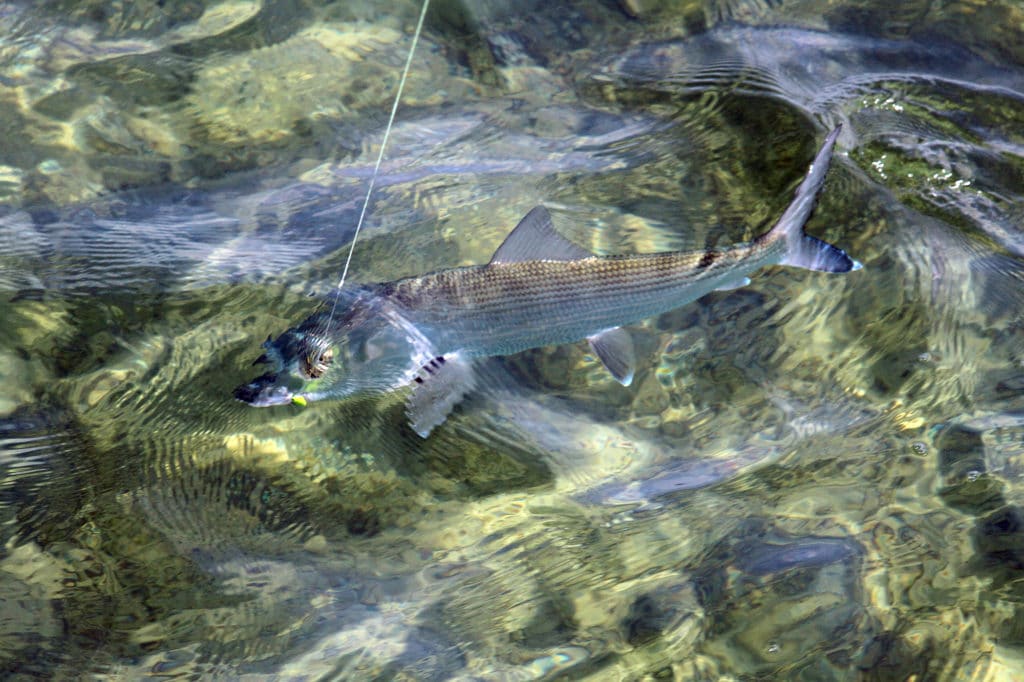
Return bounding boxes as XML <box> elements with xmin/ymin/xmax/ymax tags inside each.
<box><xmin>587</xmin><ymin>327</ymin><xmax>635</xmax><ymax>386</ymax></box>
<box><xmin>490</xmin><ymin>206</ymin><xmax>592</xmax><ymax>264</ymax></box>
<box><xmin>406</xmin><ymin>354</ymin><xmax>475</xmax><ymax>437</ymax></box>
<box><xmin>714</xmin><ymin>276</ymin><xmax>751</xmax><ymax>291</ymax></box>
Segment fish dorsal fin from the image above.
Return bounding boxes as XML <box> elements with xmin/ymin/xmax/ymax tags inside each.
<box><xmin>490</xmin><ymin>206</ymin><xmax>592</xmax><ymax>264</ymax></box>
<box><xmin>406</xmin><ymin>354</ymin><xmax>476</xmax><ymax>437</ymax></box>
<box><xmin>587</xmin><ymin>327</ymin><xmax>635</xmax><ymax>386</ymax></box>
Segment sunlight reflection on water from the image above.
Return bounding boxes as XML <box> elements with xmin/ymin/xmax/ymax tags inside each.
<box><xmin>1</xmin><ymin>0</ymin><xmax>1024</xmax><ymax>678</ymax></box>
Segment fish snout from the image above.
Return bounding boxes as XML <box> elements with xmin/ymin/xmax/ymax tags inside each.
<box><xmin>233</xmin><ymin>372</ymin><xmax>293</xmax><ymax>407</ymax></box>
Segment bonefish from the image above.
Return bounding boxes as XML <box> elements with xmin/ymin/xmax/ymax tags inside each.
<box><xmin>235</xmin><ymin>127</ymin><xmax>859</xmax><ymax>436</ymax></box>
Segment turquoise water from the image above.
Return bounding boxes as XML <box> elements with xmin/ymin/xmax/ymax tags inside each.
<box><xmin>2</xmin><ymin>0</ymin><xmax>1024</xmax><ymax>678</ymax></box>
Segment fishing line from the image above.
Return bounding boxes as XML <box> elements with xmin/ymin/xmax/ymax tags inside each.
<box><xmin>323</xmin><ymin>0</ymin><xmax>431</xmax><ymax>332</ymax></box>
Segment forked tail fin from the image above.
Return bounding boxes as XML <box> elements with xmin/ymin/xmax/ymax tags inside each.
<box><xmin>763</xmin><ymin>126</ymin><xmax>862</xmax><ymax>273</ymax></box>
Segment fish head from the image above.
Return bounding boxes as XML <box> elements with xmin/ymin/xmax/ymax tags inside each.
<box><xmin>234</xmin><ymin>289</ymin><xmax>414</xmax><ymax>407</ymax></box>
<box><xmin>233</xmin><ymin>322</ymin><xmax>345</xmax><ymax>407</ymax></box>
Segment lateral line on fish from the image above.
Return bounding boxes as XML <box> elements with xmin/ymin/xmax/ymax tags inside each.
<box><xmin>323</xmin><ymin>0</ymin><xmax>432</xmax><ymax>336</ymax></box>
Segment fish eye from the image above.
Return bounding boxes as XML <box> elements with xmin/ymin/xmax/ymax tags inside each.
<box><xmin>303</xmin><ymin>346</ymin><xmax>334</xmax><ymax>379</ymax></box>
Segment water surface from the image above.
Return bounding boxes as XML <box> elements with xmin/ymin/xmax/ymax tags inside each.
<box><xmin>2</xmin><ymin>0</ymin><xmax>1024</xmax><ymax>678</ymax></box>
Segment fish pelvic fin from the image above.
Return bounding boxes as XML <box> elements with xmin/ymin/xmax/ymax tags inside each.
<box><xmin>588</xmin><ymin>327</ymin><xmax>635</xmax><ymax>386</ymax></box>
<box><xmin>762</xmin><ymin>126</ymin><xmax>862</xmax><ymax>274</ymax></box>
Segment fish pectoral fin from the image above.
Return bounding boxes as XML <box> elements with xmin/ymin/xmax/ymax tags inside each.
<box><xmin>587</xmin><ymin>327</ymin><xmax>635</xmax><ymax>386</ymax></box>
<box><xmin>489</xmin><ymin>206</ymin><xmax>592</xmax><ymax>264</ymax></box>
<box><xmin>406</xmin><ymin>354</ymin><xmax>476</xmax><ymax>438</ymax></box>
<box><xmin>714</xmin><ymin>276</ymin><xmax>752</xmax><ymax>291</ymax></box>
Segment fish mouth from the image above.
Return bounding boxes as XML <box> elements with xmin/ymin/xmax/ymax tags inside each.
<box><xmin>233</xmin><ymin>372</ymin><xmax>295</xmax><ymax>407</ymax></box>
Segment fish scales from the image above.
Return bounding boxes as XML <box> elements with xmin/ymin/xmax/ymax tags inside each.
<box><xmin>387</xmin><ymin>240</ymin><xmax>780</xmax><ymax>356</ymax></box>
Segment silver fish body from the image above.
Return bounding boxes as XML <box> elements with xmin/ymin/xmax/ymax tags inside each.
<box><xmin>235</xmin><ymin>127</ymin><xmax>859</xmax><ymax>435</ymax></box>
<box><xmin>390</xmin><ymin>240</ymin><xmax>786</xmax><ymax>357</ymax></box>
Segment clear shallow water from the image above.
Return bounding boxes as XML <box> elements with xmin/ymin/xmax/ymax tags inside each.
<box><xmin>2</xmin><ymin>0</ymin><xmax>1024</xmax><ymax>678</ymax></box>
